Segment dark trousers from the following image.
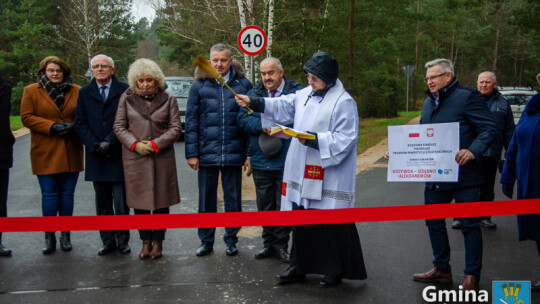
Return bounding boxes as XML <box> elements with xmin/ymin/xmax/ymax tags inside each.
<box><xmin>197</xmin><ymin>166</ymin><xmax>242</xmax><ymax>245</ymax></box>
<box><xmin>252</xmin><ymin>169</ymin><xmax>290</xmax><ymax>250</ymax></box>
<box><xmin>93</xmin><ymin>182</ymin><xmax>130</xmax><ymax>247</ymax></box>
<box><xmin>134</xmin><ymin>207</ymin><xmax>169</xmax><ymax>241</ymax></box>
<box><xmin>0</xmin><ymin>169</ymin><xmax>8</xmax><ymax>218</ymax></box>
<box><xmin>424</xmin><ymin>186</ymin><xmax>483</xmax><ymax>281</ymax></box>
<box><xmin>479</xmin><ymin>156</ymin><xmax>499</xmax><ymax>220</ymax></box>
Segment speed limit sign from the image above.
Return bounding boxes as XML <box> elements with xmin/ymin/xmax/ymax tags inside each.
<box><xmin>238</xmin><ymin>25</ymin><xmax>267</xmax><ymax>56</ymax></box>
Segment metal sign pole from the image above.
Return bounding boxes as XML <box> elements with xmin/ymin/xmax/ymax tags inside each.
<box><xmin>250</xmin><ymin>56</ymin><xmax>254</xmax><ymax>83</ymax></box>
<box><xmin>402</xmin><ymin>65</ymin><xmax>416</xmax><ymax>119</ymax></box>
<box><xmin>406</xmin><ymin>71</ymin><xmax>410</xmax><ymax>119</ymax></box>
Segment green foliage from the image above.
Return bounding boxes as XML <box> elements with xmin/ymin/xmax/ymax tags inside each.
<box><xmin>9</xmin><ymin>116</ymin><xmax>22</xmax><ymax>131</ymax></box>
<box><xmin>10</xmin><ymin>82</ymin><xmax>25</xmax><ymax>115</ymax></box>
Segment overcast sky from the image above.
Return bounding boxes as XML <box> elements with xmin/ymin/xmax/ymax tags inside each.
<box><xmin>131</xmin><ymin>0</ymin><xmax>157</xmax><ymax>22</ymax></box>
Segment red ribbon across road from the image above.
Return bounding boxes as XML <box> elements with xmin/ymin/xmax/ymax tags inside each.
<box><xmin>0</xmin><ymin>199</ymin><xmax>538</xmax><ymax>232</ymax></box>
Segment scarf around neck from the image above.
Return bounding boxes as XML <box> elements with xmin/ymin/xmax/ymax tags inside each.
<box><xmin>38</xmin><ymin>73</ymin><xmax>73</xmax><ymax>110</ymax></box>
<box><xmin>134</xmin><ymin>87</ymin><xmax>160</xmax><ymax>100</ymax></box>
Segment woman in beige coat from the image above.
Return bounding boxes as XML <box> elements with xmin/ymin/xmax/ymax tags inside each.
<box><xmin>113</xmin><ymin>58</ymin><xmax>181</xmax><ymax>260</ymax></box>
<box><xmin>20</xmin><ymin>56</ymin><xmax>83</xmax><ymax>254</ymax></box>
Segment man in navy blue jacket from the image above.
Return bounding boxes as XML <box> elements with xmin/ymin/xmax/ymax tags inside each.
<box><xmin>237</xmin><ymin>57</ymin><xmax>302</xmax><ymax>263</ymax></box>
<box><xmin>75</xmin><ymin>54</ymin><xmax>130</xmax><ymax>256</ymax></box>
<box><xmin>412</xmin><ymin>59</ymin><xmax>496</xmax><ymax>291</ymax></box>
<box><xmin>185</xmin><ymin>44</ymin><xmax>253</xmax><ymax>257</ymax></box>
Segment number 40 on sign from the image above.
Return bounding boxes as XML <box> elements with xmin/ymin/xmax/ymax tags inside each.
<box><xmin>238</xmin><ymin>25</ymin><xmax>267</xmax><ymax>56</ymax></box>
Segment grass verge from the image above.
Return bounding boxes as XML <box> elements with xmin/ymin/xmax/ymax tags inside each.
<box><xmin>357</xmin><ymin>111</ymin><xmax>421</xmax><ymax>155</ymax></box>
<box><xmin>10</xmin><ymin>116</ymin><xmax>23</xmax><ymax>131</ymax></box>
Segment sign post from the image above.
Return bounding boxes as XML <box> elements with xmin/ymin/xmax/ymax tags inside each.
<box><xmin>238</xmin><ymin>25</ymin><xmax>267</xmax><ymax>83</ymax></box>
<box><xmin>402</xmin><ymin>65</ymin><xmax>416</xmax><ymax>118</ymax></box>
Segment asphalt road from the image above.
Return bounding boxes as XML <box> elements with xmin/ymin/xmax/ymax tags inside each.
<box><xmin>0</xmin><ymin>134</ymin><xmax>538</xmax><ymax>303</ymax></box>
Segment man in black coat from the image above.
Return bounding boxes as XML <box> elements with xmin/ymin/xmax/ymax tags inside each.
<box><xmin>75</xmin><ymin>54</ymin><xmax>130</xmax><ymax>255</ymax></box>
<box><xmin>0</xmin><ymin>77</ymin><xmax>15</xmax><ymax>256</ymax></box>
<box><xmin>473</xmin><ymin>72</ymin><xmax>515</xmax><ymax>229</ymax></box>
<box><xmin>412</xmin><ymin>59</ymin><xmax>496</xmax><ymax>291</ymax></box>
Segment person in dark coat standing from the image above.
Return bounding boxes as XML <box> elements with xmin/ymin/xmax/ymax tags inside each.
<box><xmin>114</xmin><ymin>58</ymin><xmax>181</xmax><ymax>260</ymax></box>
<box><xmin>412</xmin><ymin>59</ymin><xmax>496</xmax><ymax>291</ymax></box>
<box><xmin>237</xmin><ymin>57</ymin><xmax>302</xmax><ymax>263</ymax></box>
<box><xmin>500</xmin><ymin>73</ymin><xmax>540</xmax><ymax>292</ymax></box>
<box><xmin>0</xmin><ymin>77</ymin><xmax>14</xmax><ymax>256</ymax></box>
<box><xmin>75</xmin><ymin>54</ymin><xmax>131</xmax><ymax>256</ymax></box>
<box><xmin>185</xmin><ymin>43</ymin><xmax>253</xmax><ymax>257</ymax></box>
<box><xmin>475</xmin><ymin>71</ymin><xmax>515</xmax><ymax>229</ymax></box>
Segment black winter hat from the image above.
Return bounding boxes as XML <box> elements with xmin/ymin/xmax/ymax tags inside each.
<box><xmin>303</xmin><ymin>51</ymin><xmax>339</xmax><ymax>86</ymax></box>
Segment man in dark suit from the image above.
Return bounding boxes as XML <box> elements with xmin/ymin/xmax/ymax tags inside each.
<box><xmin>0</xmin><ymin>77</ymin><xmax>15</xmax><ymax>256</ymax></box>
<box><xmin>75</xmin><ymin>54</ymin><xmax>130</xmax><ymax>255</ymax></box>
<box><xmin>412</xmin><ymin>59</ymin><xmax>496</xmax><ymax>291</ymax></box>
<box><xmin>237</xmin><ymin>57</ymin><xmax>302</xmax><ymax>263</ymax></box>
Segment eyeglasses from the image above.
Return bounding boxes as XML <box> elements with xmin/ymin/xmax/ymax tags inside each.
<box><xmin>424</xmin><ymin>72</ymin><xmax>447</xmax><ymax>83</ymax></box>
<box><xmin>306</xmin><ymin>74</ymin><xmax>320</xmax><ymax>82</ymax></box>
<box><xmin>91</xmin><ymin>64</ymin><xmax>111</xmax><ymax>69</ymax></box>
<box><xmin>46</xmin><ymin>69</ymin><xmax>63</xmax><ymax>74</ymax></box>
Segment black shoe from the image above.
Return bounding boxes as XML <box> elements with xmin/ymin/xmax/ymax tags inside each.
<box><xmin>119</xmin><ymin>244</ymin><xmax>131</xmax><ymax>254</ymax></box>
<box><xmin>59</xmin><ymin>231</ymin><xmax>72</xmax><ymax>251</ymax></box>
<box><xmin>98</xmin><ymin>244</ymin><xmax>117</xmax><ymax>256</ymax></box>
<box><xmin>0</xmin><ymin>244</ymin><xmax>12</xmax><ymax>256</ymax></box>
<box><xmin>42</xmin><ymin>233</ymin><xmax>56</xmax><ymax>254</ymax></box>
<box><xmin>277</xmin><ymin>248</ymin><xmax>290</xmax><ymax>263</ymax></box>
<box><xmin>196</xmin><ymin>243</ymin><xmax>213</xmax><ymax>257</ymax></box>
<box><xmin>532</xmin><ymin>281</ymin><xmax>540</xmax><ymax>292</ymax></box>
<box><xmin>451</xmin><ymin>220</ymin><xmax>461</xmax><ymax>229</ymax></box>
<box><xmin>255</xmin><ymin>247</ymin><xmax>273</xmax><ymax>259</ymax></box>
<box><xmin>319</xmin><ymin>275</ymin><xmax>342</xmax><ymax>288</ymax></box>
<box><xmin>480</xmin><ymin>219</ymin><xmax>497</xmax><ymax>229</ymax></box>
<box><xmin>226</xmin><ymin>243</ymin><xmax>238</xmax><ymax>256</ymax></box>
<box><xmin>276</xmin><ymin>266</ymin><xmax>306</xmax><ymax>284</ymax></box>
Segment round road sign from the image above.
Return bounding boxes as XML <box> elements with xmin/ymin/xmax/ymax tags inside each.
<box><xmin>238</xmin><ymin>25</ymin><xmax>267</xmax><ymax>56</ymax></box>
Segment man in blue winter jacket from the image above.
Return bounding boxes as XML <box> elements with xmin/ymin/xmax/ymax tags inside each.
<box><xmin>237</xmin><ymin>57</ymin><xmax>302</xmax><ymax>263</ymax></box>
<box><xmin>185</xmin><ymin>43</ymin><xmax>253</xmax><ymax>257</ymax></box>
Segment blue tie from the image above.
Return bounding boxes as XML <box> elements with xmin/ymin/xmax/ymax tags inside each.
<box><xmin>101</xmin><ymin>86</ymin><xmax>107</xmax><ymax>102</ymax></box>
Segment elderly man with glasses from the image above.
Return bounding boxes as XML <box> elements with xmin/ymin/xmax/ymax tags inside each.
<box><xmin>74</xmin><ymin>54</ymin><xmax>131</xmax><ymax>256</ymax></box>
<box><xmin>411</xmin><ymin>59</ymin><xmax>496</xmax><ymax>291</ymax></box>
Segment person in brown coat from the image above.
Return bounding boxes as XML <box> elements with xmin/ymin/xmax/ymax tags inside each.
<box><xmin>113</xmin><ymin>58</ymin><xmax>181</xmax><ymax>260</ymax></box>
<box><xmin>20</xmin><ymin>56</ymin><xmax>83</xmax><ymax>254</ymax></box>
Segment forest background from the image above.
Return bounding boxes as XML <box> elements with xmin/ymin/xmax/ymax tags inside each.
<box><xmin>1</xmin><ymin>0</ymin><xmax>539</xmax><ymax>117</ymax></box>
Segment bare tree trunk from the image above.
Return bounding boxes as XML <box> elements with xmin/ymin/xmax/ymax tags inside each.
<box><xmin>266</xmin><ymin>0</ymin><xmax>274</xmax><ymax>58</ymax></box>
<box><xmin>513</xmin><ymin>33</ymin><xmax>521</xmax><ymax>82</ymax></box>
<box><xmin>492</xmin><ymin>1</ymin><xmax>502</xmax><ymax>72</ymax></box>
<box><xmin>236</xmin><ymin>0</ymin><xmax>250</xmax><ymax>78</ymax></box>
<box><xmin>348</xmin><ymin>0</ymin><xmax>354</xmax><ymax>93</ymax></box>
<box><xmin>450</xmin><ymin>26</ymin><xmax>455</xmax><ymax>61</ymax></box>
<box><xmin>413</xmin><ymin>0</ymin><xmax>420</xmax><ymax>110</ymax></box>
<box><xmin>317</xmin><ymin>0</ymin><xmax>330</xmax><ymax>51</ymax></box>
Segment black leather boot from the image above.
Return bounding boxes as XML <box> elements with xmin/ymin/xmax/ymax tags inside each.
<box><xmin>59</xmin><ymin>231</ymin><xmax>72</xmax><ymax>251</ymax></box>
<box><xmin>42</xmin><ymin>232</ymin><xmax>56</xmax><ymax>254</ymax></box>
<box><xmin>0</xmin><ymin>233</ymin><xmax>12</xmax><ymax>256</ymax></box>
